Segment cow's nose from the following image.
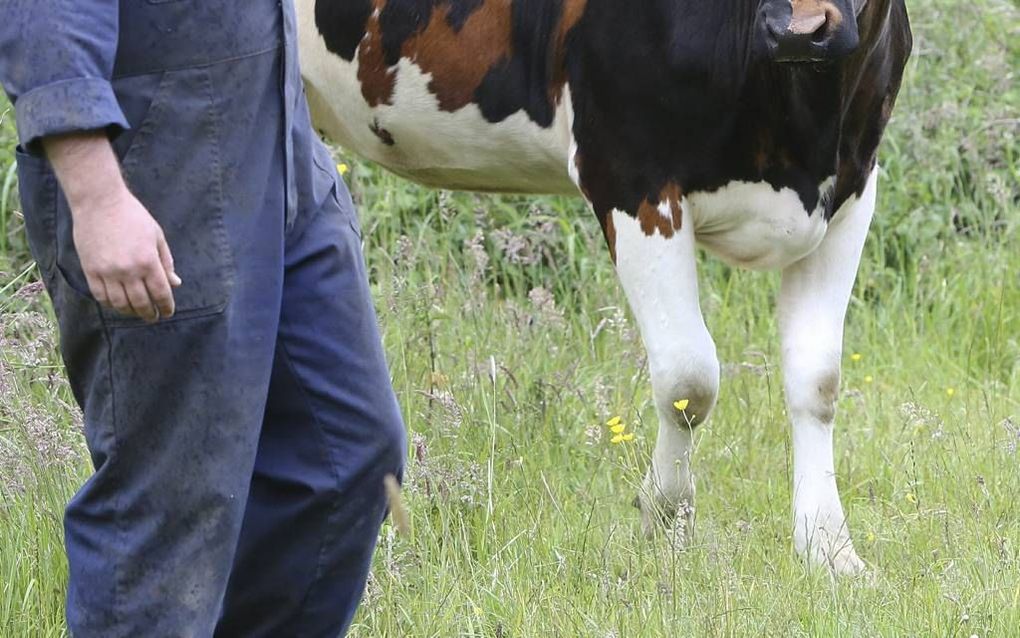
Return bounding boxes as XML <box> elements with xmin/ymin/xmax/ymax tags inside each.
<box><xmin>767</xmin><ymin>3</ymin><xmax>848</xmax><ymax>62</ymax></box>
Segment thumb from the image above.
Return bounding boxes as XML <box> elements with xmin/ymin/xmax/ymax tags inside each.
<box><xmin>157</xmin><ymin>233</ymin><xmax>182</xmax><ymax>287</ymax></box>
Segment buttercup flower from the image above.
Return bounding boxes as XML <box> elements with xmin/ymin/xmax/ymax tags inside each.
<box><xmin>605</xmin><ymin>416</ymin><xmax>636</xmax><ymax>444</ymax></box>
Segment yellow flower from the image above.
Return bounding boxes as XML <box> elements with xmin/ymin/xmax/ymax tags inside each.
<box><xmin>851</xmin><ymin>353</ymin><xmax>862</xmax><ymax>362</ymax></box>
<box><xmin>337</xmin><ymin>162</ymin><xmax>350</xmax><ymax>176</ymax></box>
<box><xmin>611</xmin><ymin>432</ymin><xmax>635</xmax><ymax>444</ymax></box>
<box><xmin>946</xmin><ymin>387</ymin><xmax>955</xmax><ymax>398</ymax></box>
<box><xmin>864</xmin><ymin>375</ymin><xmax>874</xmax><ymax>384</ymax></box>
<box><xmin>906</xmin><ymin>492</ymin><xmax>917</xmax><ymax>504</ymax></box>
<box><xmin>673</xmin><ymin>399</ymin><xmax>690</xmax><ymax>411</ymax></box>
<box><xmin>866</xmin><ymin>531</ymin><xmax>876</xmax><ymax>543</ymax></box>
<box><xmin>606</xmin><ymin>416</ymin><xmax>622</xmax><ymax>427</ymax></box>
<box><xmin>610</xmin><ymin>423</ymin><xmax>626</xmax><ymax>434</ymax></box>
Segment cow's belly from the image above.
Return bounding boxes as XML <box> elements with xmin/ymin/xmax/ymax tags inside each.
<box><xmin>298</xmin><ymin>8</ymin><xmax>577</xmax><ymax>195</ymax></box>
<box><xmin>688</xmin><ymin>179</ymin><xmax>833</xmax><ymax>271</ymax></box>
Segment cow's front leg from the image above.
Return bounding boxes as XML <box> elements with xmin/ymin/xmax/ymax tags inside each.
<box><xmin>607</xmin><ymin>206</ymin><xmax>719</xmax><ymax>543</ymax></box>
<box><xmin>778</xmin><ymin>169</ymin><xmax>878</xmax><ymax>574</ymax></box>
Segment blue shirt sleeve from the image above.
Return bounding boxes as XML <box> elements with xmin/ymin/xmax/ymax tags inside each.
<box><xmin>0</xmin><ymin>0</ymin><xmax>129</xmax><ymax>153</ymax></box>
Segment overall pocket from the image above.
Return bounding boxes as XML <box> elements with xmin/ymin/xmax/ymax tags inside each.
<box><xmin>54</xmin><ymin>66</ymin><xmax>236</xmax><ymax>327</ymax></box>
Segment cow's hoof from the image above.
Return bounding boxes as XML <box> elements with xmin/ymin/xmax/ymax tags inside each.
<box><xmin>795</xmin><ymin>526</ymin><xmax>866</xmax><ymax>575</ymax></box>
<box><xmin>808</xmin><ymin>544</ymin><xmax>866</xmax><ymax>575</ymax></box>
<box><xmin>636</xmin><ymin>491</ymin><xmax>695</xmax><ymax>550</ymax></box>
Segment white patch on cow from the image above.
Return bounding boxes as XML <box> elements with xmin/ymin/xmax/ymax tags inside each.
<box><xmin>657</xmin><ymin>200</ymin><xmax>674</xmax><ymax>223</ymax></box>
<box><xmin>777</xmin><ymin>167</ymin><xmax>878</xmax><ymax>574</ymax></box>
<box><xmin>567</xmin><ymin>136</ymin><xmax>581</xmax><ymax>192</ymax></box>
<box><xmin>687</xmin><ymin>178</ymin><xmax>834</xmax><ymax>271</ymax></box>
<box><xmin>611</xmin><ymin>208</ymin><xmax>720</xmax><ymax>542</ymax></box>
<box><xmin>565</xmin><ymin>90</ymin><xmax>582</xmax><ymax>193</ymax></box>
<box><xmin>296</xmin><ymin>1</ymin><xmax>577</xmax><ymax>195</ymax></box>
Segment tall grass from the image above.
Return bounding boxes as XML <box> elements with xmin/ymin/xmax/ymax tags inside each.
<box><xmin>2</xmin><ymin>0</ymin><xmax>1018</xmax><ymax>635</ymax></box>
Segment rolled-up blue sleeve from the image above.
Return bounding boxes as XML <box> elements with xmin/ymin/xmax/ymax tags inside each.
<box><xmin>0</xmin><ymin>0</ymin><xmax>128</xmax><ymax>153</ymax></box>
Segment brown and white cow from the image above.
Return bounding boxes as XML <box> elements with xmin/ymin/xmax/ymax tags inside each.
<box><xmin>297</xmin><ymin>0</ymin><xmax>912</xmax><ymax>574</ymax></box>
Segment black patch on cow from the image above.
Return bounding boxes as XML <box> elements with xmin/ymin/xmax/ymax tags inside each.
<box><xmin>565</xmin><ymin>0</ymin><xmax>910</xmax><ymax>229</ymax></box>
<box><xmin>474</xmin><ymin>0</ymin><xmax>563</xmax><ymax>127</ymax></box>
<box><xmin>446</xmin><ymin>0</ymin><xmax>485</xmax><ymax>31</ymax></box>
<box><xmin>370</xmin><ymin>118</ymin><xmax>396</xmax><ymax>146</ymax></box>
<box><xmin>315</xmin><ymin>0</ymin><xmax>374</xmax><ymax>61</ymax></box>
<box><xmin>379</xmin><ymin>0</ymin><xmax>437</xmax><ymax>65</ymax></box>
<box><xmin>833</xmin><ymin>0</ymin><xmax>912</xmax><ymax>207</ymax></box>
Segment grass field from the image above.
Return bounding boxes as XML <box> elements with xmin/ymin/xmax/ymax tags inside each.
<box><xmin>1</xmin><ymin>1</ymin><xmax>1018</xmax><ymax>635</ymax></box>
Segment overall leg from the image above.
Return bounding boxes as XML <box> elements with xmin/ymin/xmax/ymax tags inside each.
<box><xmin>778</xmin><ymin>168</ymin><xmax>877</xmax><ymax>574</ymax></box>
<box><xmin>609</xmin><ymin>206</ymin><xmax>720</xmax><ymax>541</ymax></box>
<box><xmin>217</xmin><ymin>159</ymin><xmax>406</xmax><ymax>637</ymax></box>
<box><xmin>45</xmin><ymin>49</ymin><xmax>291</xmax><ymax>635</ymax></box>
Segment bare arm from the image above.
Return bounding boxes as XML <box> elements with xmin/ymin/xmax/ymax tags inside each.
<box><xmin>43</xmin><ymin>132</ymin><xmax>181</xmax><ymax>322</ymax></box>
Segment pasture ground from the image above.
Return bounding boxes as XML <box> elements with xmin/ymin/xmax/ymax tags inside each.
<box><xmin>1</xmin><ymin>0</ymin><xmax>1018</xmax><ymax>635</ymax></box>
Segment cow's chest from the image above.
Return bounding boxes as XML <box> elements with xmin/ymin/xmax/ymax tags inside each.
<box><xmin>686</xmin><ymin>179</ymin><xmax>834</xmax><ymax>270</ymax></box>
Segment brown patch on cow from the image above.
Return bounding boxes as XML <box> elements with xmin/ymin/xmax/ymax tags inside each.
<box><xmin>356</xmin><ymin>0</ymin><xmax>587</xmax><ymax>116</ymax></box>
<box><xmin>790</xmin><ymin>0</ymin><xmax>843</xmax><ymax>34</ymax></box>
<box><xmin>358</xmin><ymin>3</ymin><xmax>398</xmax><ymax>107</ymax></box>
<box><xmin>401</xmin><ymin>2</ymin><xmax>513</xmax><ymax>112</ymax></box>
<box><xmin>636</xmin><ymin>183</ymin><xmax>683</xmax><ymax>239</ymax></box>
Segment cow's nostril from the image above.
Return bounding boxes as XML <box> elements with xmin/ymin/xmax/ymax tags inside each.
<box><xmin>788</xmin><ymin>12</ymin><xmax>827</xmax><ymax>37</ymax></box>
<box><xmin>810</xmin><ymin>19</ymin><xmax>830</xmax><ymax>44</ymax></box>
<box><xmin>811</xmin><ymin>8</ymin><xmax>842</xmax><ymax>44</ymax></box>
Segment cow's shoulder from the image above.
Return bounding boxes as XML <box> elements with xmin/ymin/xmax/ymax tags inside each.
<box><xmin>834</xmin><ymin>0</ymin><xmax>912</xmax><ymax>209</ymax></box>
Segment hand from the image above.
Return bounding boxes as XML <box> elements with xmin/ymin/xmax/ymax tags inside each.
<box><xmin>72</xmin><ymin>185</ymin><xmax>182</xmax><ymax>322</ymax></box>
<box><xmin>42</xmin><ymin>131</ymin><xmax>181</xmax><ymax>323</ymax></box>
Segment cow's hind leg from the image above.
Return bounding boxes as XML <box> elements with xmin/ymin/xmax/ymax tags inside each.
<box><xmin>608</xmin><ymin>208</ymin><xmax>720</xmax><ymax>543</ymax></box>
<box><xmin>778</xmin><ymin>169</ymin><xmax>878</xmax><ymax>574</ymax></box>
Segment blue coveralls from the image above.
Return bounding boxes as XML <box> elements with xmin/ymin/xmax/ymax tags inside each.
<box><xmin>1</xmin><ymin>2</ymin><xmax>406</xmax><ymax>636</ymax></box>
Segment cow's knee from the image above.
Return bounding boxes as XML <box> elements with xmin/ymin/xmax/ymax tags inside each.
<box><xmin>648</xmin><ymin>341</ymin><xmax>720</xmax><ymax>427</ymax></box>
<box><xmin>784</xmin><ymin>351</ymin><xmax>841</xmax><ymax>424</ymax></box>
<box><xmin>637</xmin><ymin>339</ymin><xmax>719</xmax><ymax>541</ymax></box>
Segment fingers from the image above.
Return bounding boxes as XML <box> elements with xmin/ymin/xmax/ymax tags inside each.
<box><xmin>97</xmin><ymin>273</ymin><xmax>173</xmax><ymax>323</ymax></box>
<box><xmin>105</xmin><ymin>282</ymin><xmax>133</xmax><ymax>318</ymax></box>
<box><xmin>144</xmin><ymin>269</ymin><xmax>176</xmax><ymax>319</ymax></box>
<box><xmin>85</xmin><ymin>273</ymin><xmax>109</xmax><ymax>307</ymax></box>
<box><xmin>88</xmin><ymin>235</ymin><xmax>178</xmax><ymax>323</ymax></box>
<box><xmin>158</xmin><ymin>234</ymin><xmax>182</xmax><ymax>288</ymax></box>
<box><xmin>123</xmin><ymin>280</ymin><xmax>159</xmax><ymax>323</ymax></box>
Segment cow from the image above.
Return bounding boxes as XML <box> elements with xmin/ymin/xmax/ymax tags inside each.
<box><xmin>296</xmin><ymin>0</ymin><xmax>912</xmax><ymax>574</ymax></box>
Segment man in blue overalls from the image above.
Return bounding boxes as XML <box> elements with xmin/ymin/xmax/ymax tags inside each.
<box><xmin>1</xmin><ymin>1</ymin><xmax>406</xmax><ymax>635</ymax></box>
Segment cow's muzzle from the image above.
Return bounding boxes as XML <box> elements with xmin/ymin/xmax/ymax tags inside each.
<box><xmin>764</xmin><ymin>0</ymin><xmax>860</xmax><ymax>62</ymax></box>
